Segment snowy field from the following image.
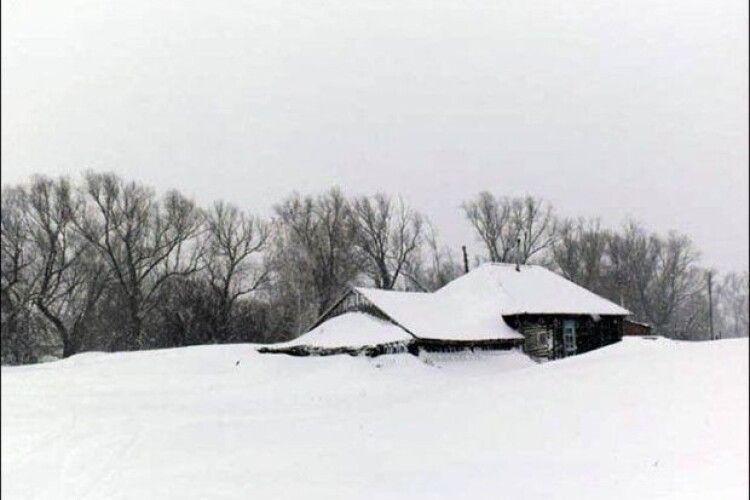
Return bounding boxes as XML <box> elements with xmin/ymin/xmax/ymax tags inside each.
<box><xmin>2</xmin><ymin>337</ymin><xmax>748</xmax><ymax>500</ymax></box>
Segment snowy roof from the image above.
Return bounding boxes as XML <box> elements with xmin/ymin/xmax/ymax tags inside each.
<box><xmin>283</xmin><ymin>312</ymin><xmax>414</xmax><ymax>348</ymax></box>
<box><xmin>349</xmin><ymin>263</ymin><xmax>628</xmax><ymax>341</ymax></box>
<box><xmin>355</xmin><ymin>286</ymin><xmax>524</xmax><ymax>341</ymax></box>
<box><xmin>436</xmin><ymin>263</ymin><xmax>631</xmax><ymax>316</ymax></box>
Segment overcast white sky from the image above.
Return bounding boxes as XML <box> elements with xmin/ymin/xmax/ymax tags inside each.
<box><xmin>2</xmin><ymin>0</ymin><xmax>748</xmax><ymax>271</ymax></box>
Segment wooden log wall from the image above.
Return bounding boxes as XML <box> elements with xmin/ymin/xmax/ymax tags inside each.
<box><xmin>258</xmin><ymin>338</ymin><xmax>524</xmax><ymax>358</ymax></box>
<box><xmin>504</xmin><ymin>314</ymin><xmax>624</xmax><ymax>360</ymax></box>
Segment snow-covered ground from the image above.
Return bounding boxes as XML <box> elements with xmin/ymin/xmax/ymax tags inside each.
<box><xmin>2</xmin><ymin>337</ymin><xmax>747</xmax><ymax>499</ymax></box>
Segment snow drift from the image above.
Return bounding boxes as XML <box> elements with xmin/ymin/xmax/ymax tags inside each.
<box><xmin>2</xmin><ymin>337</ymin><xmax>747</xmax><ymax>499</ymax></box>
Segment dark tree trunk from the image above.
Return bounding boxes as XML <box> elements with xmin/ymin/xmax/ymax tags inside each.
<box><xmin>61</xmin><ymin>339</ymin><xmax>77</xmax><ymax>358</ymax></box>
<box><xmin>36</xmin><ymin>300</ymin><xmax>77</xmax><ymax>358</ymax></box>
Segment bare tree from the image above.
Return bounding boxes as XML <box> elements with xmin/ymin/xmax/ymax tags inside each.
<box><xmin>265</xmin><ymin>246</ymin><xmax>318</xmax><ymax>337</ymax></box>
<box><xmin>402</xmin><ymin>224</ymin><xmax>463</xmax><ymax>292</ymax></box>
<box><xmin>648</xmin><ymin>232</ymin><xmax>702</xmax><ymax>334</ymax></box>
<box><xmin>715</xmin><ymin>271</ymin><xmax>749</xmax><ymax>338</ymax></box>
<box><xmin>1</xmin><ymin>187</ymin><xmax>34</xmax><ymax>315</ymax></box>
<box><xmin>152</xmin><ymin>275</ymin><xmax>213</xmax><ymax>347</ymax></box>
<box><xmin>552</xmin><ymin>217</ymin><xmax>609</xmax><ymax>294</ymax></box>
<box><xmin>607</xmin><ymin>222</ymin><xmax>702</xmax><ymax>336</ymax></box>
<box><xmin>669</xmin><ymin>268</ymin><xmax>711</xmax><ymax>340</ymax></box>
<box><xmin>1</xmin><ymin>187</ymin><xmax>42</xmax><ymax>363</ymax></box>
<box><xmin>605</xmin><ymin>221</ymin><xmax>653</xmax><ymax>312</ymax></box>
<box><xmin>202</xmin><ymin>201</ymin><xmax>270</xmax><ymax>342</ymax></box>
<box><xmin>512</xmin><ymin>196</ymin><xmax>557</xmax><ymax>263</ymax></box>
<box><xmin>351</xmin><ymin>194</ymin><xmax>424</xmax><ymax>289</ymax></box>
<box><xmin>26</xmin><ymin>176</ymin><xmax>109</xmax><ymax>357</ymax></box>
<box><xmin>73</xmin><ymin>172</ymin><xmax>203</xmax><ymax>349</ymax></box>
<box><xmin>462</xmin><ymin>192</ymin><xmax>511</xmax><ymax>262</ymax></box>
<box><xmin>463</xmin><ymin>193</ymin><xmax>556</xmax><ymax>264</ymax></box>
<box><xmin>272</xmin><ymin>188</ymin><xmax>361</xmax><ymax>331</ymax></box>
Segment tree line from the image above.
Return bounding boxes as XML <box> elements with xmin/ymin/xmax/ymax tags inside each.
<box><xmin>1</xmin><ymin>172</ymin><xmax>747</xmax><ymax>364</ymax></box>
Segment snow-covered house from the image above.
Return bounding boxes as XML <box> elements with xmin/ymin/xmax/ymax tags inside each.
<box><xmin>260</xmin><ymin>263</ymin><xmax>630</xmax><ymax>359</ymax></box>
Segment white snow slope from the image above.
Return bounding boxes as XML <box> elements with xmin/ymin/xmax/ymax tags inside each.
<box><xmin>2</xmin><ymin>337</ymin><xmax>747</xmax><ymax>500</ymax></box>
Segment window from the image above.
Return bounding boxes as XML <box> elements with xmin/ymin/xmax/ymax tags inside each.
<box><xmin>563</xmin><ymin>319</ymin><xmax>577</xmax><ymax>354</ymax></box>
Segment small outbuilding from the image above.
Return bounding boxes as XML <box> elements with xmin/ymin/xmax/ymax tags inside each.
<box><xmin>623</xmin><ymin>319</ymin><xmax>653</xmax><ymax>337</ymax></box>
<box><xmin>260</xmin><ymin>263</ymin><xmax>631</xmax><ymax>360</ymax></box>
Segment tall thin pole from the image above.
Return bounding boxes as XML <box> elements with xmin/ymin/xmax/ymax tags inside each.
<box><xmin>461</xmin><ymin>245</ymin><xmax>469</xmax><ymax>274</ymax></box>
<box><xmin>707</xmin><ymin>271</ymin><xmax>714</xmax><ymax>340</ymax></box>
